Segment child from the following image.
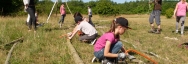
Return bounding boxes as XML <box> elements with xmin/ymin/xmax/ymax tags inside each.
<box><xmin>94</xmin><ymin>17</ymin><xmax>133</xmax><ymax>63</ymax></box>
<box><xmin>74</xmin><ymin>12</ymin><xmax>83</xmax><ymax>24</ymax></box>
<box><xmin>173</xmin><ymin>0</ymin><xmax>188</xmax><ymax>35</ymax></box>
<box><xmin>68</xmin><ymin>16</ymin><xmax>98</xmax><ymax>42</ymax></box>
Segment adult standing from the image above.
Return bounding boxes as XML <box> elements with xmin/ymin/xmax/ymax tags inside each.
<box><xmin>58</xmin><ymin>3</ymin><xmax>66</xmax><ymax>28</ymax></box>
<box><xmin>173</xmin><ymin>0</ymin><xmax>188</xmax><ymax>35</ymax></box>
<box><xmin>24</xmin><ymin>0</ymin><xmax>37</xmax><ymax>32</ymax></box>
<box><xmin>148</xmin><ymin>0</ymin><xmax>162</xmax><ymax>34</ymax></box>
<box><xmin>88</xmin><ymin>6</ymin><xmax>95</xmax><ymax>27</ymax></box>
<box><xmin>23</xmin><ymin>0</ymin><xmax>30</xmax><ymax>25</ymax></box>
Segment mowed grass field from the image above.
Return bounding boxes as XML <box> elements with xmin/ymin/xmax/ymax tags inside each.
<box><xmin>0</xmin><ymin>14</ymin><xmax>188</xmax><ymax>64</ymax></box>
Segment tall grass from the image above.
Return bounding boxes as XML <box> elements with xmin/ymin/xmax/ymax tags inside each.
<box><xmin>0</xmin><ymin>14</ymin><xmax>188</xmax><ymax>64</ymax></box>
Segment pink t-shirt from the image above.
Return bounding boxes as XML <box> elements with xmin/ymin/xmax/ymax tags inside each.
<box><xmin>176</xmin><ymin>1</ymin><xmax>187</xmax><ymax>16</ymax></box>
<box><xmin>60</xmin><ymin>5</ymin><xmax>66</xmax><ymax>15</ymax></box>
<box><xmin>94</xmin><ymin>32</ymin><xmax>119</xmax><ymax>52</ymax></box>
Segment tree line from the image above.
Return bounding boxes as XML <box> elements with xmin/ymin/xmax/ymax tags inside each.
<box><xmin>0</xmin><ymin>0</ymin><xmax>184</xmax><ymax>18</ymax></box>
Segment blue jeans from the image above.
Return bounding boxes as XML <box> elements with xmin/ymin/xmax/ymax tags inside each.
<box><xmin>94</xmin><ymin>41</ymin><xmax>122</xmax><ymax>60</ymax></box>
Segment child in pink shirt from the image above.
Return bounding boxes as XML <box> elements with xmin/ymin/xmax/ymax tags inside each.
<box><xmin>94</xmin><ymin>17</ymin><xmax>134</xmax><ymax>63</ymax></box>
<box><xmin>173</xmin><ymin>0</ymin><xmax>188</xmax><ymax>35</ymax></box>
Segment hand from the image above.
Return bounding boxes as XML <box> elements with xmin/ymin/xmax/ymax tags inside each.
<box><xmin>118</xmin><ymin>53</ymin><xmax>126</xmax><ymax>59</ymax></box>
<box><xmin>68</xmin><ymin>36</ymin><xmax>71</xmax><ymax>39</ymax></box>
<box><xmin>67</xmin><ymin>32</ymin><xmax>72</xmax><ymax>37</ymax></box>
<box><xmin>173</xmin><ymin>15</ymin><xmax>176</xmax><ymax>18</ymax></box>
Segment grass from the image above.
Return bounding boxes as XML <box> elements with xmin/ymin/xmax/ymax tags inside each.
<box><xmin>0</xmin><ymin>14</ymin><xmax>188</xmax><ymax>64</ymax></box>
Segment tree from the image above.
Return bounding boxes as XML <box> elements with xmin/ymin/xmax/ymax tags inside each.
<box><xmin>95</xmin><ymin>0</ymin><xmax>119</xmax><ymax>16</ymax></box>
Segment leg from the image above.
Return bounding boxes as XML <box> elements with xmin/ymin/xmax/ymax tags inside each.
<box><xmin>148</xmin><ymin>11</ymin><xmax>155</xmax><ymax>33</ymax></box>
<box><xmin>79</xmin><ymin>34</ymin><xmax>97</xmax><ymax>41</ymax></box>
<box><xmin>88</xmin><ymin>15</ymin><xmax>95</xmax><ymax>27</ymax></box>
<box><xmin>180</xmin><ymin>16</ymin><xmax>185</xmax><ymax>35</ymax></box>
<box><xmin>110</xmin><ymin>41</ymin><xmax>123</xmax><ymax>53</ymax></box>
<box><xmin>155</xmin><ymin>10</ymin><xmax>161</xmax><ymax>34</ymax></box>
<box><xmin>26</xmin><ymin>8</ymin><xmax>35</xmax><ymax>30</ymax></box>
<box><xmin>94</xmin><ymin>49</ymin><xmax>104</xmax><ymax>60</ymax></box>
<box><xmin>176</xmin><ymin>16</ymin><xmax>181</xmax><ymax>33</ymax></box>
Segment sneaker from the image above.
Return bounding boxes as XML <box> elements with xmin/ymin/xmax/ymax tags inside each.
<box><xmin>175</xmin><ymin>30</ymin><xmax>178</xmax><ymax>34</ymax></box>
<box><xmin>90</xmin><ymin>39</ymin><xmax>97</xmax><ymax>45</ymax></box>
<box><xmin>91</xmin><ymin>57</ymin><xmax>97</xmax><ymax>63</ymax></box>
<box><xmin>148</xmin><ymin>30</ymin><xmax>155</xmax><ymax>33</ymax></box>
<box><xmin>101</xmin><ymin>59</ymin><xmax>113</xmax><ymax>64</ymax></box>
<box><xmin>60</xmin><ymin>24</ymin><xmax>62</xmax><ymax>28</ymax></box>
<box><xmin>154</xmin><ymin>31</ymin><xmax>161</xmax><ymax>34</ymax></box>
<box><xmin>181</xmin><ymin>32</ymin><xmax>183</xmax><ymax>35</ymax></box>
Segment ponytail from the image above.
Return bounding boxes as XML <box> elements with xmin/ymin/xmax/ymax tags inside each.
<box><xmin>108</xmin><ymin>18</ymin><xmax>118</xmax><ymax>32</ymax></box>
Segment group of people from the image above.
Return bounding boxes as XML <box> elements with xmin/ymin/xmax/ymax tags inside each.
<box><xmin>58</xmin><ymin>3</ymin><xmax>95</xmax><ymax>28</ymax></box>
<box><xmin>149</xmin><ymin>0</ymin><xmax>187</xmax><ymax>35</ymax></box>
<box><xmin>23</xmin><ymin>0</ymin><xmax>188</xmax><ymax>64</ymax></box>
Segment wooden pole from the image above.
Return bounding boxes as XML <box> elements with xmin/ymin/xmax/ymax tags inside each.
<box><xmin>66</xmin><ymin>39</ymin><xmax>84</xmax><ymax>64</ymax></box>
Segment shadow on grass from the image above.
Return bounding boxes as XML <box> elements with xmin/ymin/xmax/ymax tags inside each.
<box><xmin>184</xmin><ymin>26</ymin><xmax>188</xmax><ymax>31</ymax></box>
<box><xmin>45</xmin><ymin>27</ymin><xmax>69</xmax><ymax>32</ymax></box>
<box><xmin>171</xmin><ymin>26</ymin><xmax>188</xmax><ymax>34</ymax></box>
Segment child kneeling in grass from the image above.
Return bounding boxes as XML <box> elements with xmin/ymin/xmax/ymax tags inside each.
<box><xmin>94</xmin><ymin>17</ymin><xmax>134</xmax><ymax>63</ymax></box>
<box><xmin>68</xmin><ymin>16</ymin><xmax>98</xmax><ymax>42</ymax></box>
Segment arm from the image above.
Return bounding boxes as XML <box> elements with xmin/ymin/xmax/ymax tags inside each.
<box><xmin>60</xmin><ymin>6</ymin><xmax>62</xmax><ymax>14</ymax></box>
<box><xmin>173</xmin><ymin>3</ymin><xmax>178</xmax><ymax>18</ymax></box>
<box><xmin>104</xmin><ymin>41</ymin><xmax>118</xmax><ymax>58</ymax></box>
<box><xmin>68</xmin><ymin>25</ymin><xmax>79</xmax><ymax>39</ymax></box>
<box><xmin>88</xmin><ymin>9</ymin><xmax>90</xmax><ymax>15</ymax></box>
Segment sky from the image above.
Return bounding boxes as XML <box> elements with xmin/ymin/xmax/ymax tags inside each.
<box><xmin>51</xmin><ymin>0</ymin><xmax>132</xmax><ymax>3</ymax></box>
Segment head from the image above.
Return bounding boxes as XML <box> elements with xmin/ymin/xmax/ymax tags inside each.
<box><xmin>74</xmin><ymin>12</ymin><xmax>83</xmax><ymax>18</ymax></box>
<box><xmin>75</xmin><ymin>16</ymin><xmax>83</xmax><ymax>24</ymax></box>
<box><xmin>182</xmin><ymin>0</ymin><xmax>186</xmax><ymax>3</ymax></box>
<box><xmin>108</xmin><ymin>17</ymin><xmax>131</xmax><ymax>35</ymax></box>
<box><xmin>88</xmin><ymin>6</ymin><xmax>91</xmax><ymax>8</ymax></box>
<box><xmin>61</xmin><ymin>3</ymin><xmax>65</xmax><ymax>6</ymax></box>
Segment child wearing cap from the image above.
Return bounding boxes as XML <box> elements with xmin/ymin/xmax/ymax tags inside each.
<box><xmin>68</xmin><ymin>16</ymin><xmax>98</xmax><ymax>42</ymax></box>
<box><xmin>93</xmin><ymin>17</ymin><xmax>133</xmax><ymax>63</ymax></box>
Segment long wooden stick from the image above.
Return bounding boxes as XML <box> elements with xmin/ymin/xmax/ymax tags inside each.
<box><xmin>4</xmin><ymin>37</ymin><xmax>23</xmax><ymax>64</ymax></box>
<box><xmin>4</xmin><ymin>42</ymin><xmax>18</xmax><ymax>64</ymax></box>
<box><xmin>66</xmin><ymin>39</ymin><xmax>84</xmax><ymax>64</ymax></box>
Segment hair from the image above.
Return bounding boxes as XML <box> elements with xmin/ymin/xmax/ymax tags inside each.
<box><xmin>182</xmin><ymin>0</ymin><xmax>186</xmax><ymax>3</ymax></box>
<box><xmin>74</xmin><ymin>12</ymin><xmax>83</xmax><ymax>18</ymax></box>
<box><xmin>88</xmin><ymin>6</ymin><xmax>91</xmax><ymax>8</ymax></box>
<box><xmin>108</xmin><ymin>18</ymin><xmax>121</xmax><ymax>32</ymax></box>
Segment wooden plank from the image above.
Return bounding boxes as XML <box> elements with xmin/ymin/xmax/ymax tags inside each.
<box><xmin>66</xmin><ymin>39</ymin><xmax>84</xmax><ymax>64</ymax></box>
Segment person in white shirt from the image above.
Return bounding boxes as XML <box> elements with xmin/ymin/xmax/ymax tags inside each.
<box><xmin>68</xmin><ymin>16</ymin><xmax>98</xmax><ymax>42</ymax></box>
<box><xmin>88</xmin><ymin>6</ymin><xmax>95</xmax><ymax>27</ymax></box>
<box><xmin>23</xmin><ymin>0</ymin><xmax>30</xmax><ymax>25</ymax></box>
<box><xmin>23</xmin><ymin>0</ymin><xmax>37</xmax><ymax>32</ymax></box>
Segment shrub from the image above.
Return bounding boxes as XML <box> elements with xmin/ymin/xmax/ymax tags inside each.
<box><xmin>165</xmin><ymin>8</ymin><xmax>174</xmax><ymax>18</ymax></box>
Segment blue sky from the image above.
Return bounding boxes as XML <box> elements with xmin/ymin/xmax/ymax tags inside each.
<box><xmin>51</xmin><ymin>0</ymin><xmax>132</xmax><ymax>3</ymax></box>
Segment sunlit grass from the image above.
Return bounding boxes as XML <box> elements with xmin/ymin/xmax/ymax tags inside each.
<box><xmin>0</xmin><ymin>14</ymin><xmax>188</xmax><ymax>64</ymax></box>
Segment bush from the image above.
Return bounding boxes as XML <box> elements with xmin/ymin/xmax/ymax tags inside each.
<box><xmin>165</xmin><ymin>8</ymin><xmax>174</xmax><ymax>18</ymax></box>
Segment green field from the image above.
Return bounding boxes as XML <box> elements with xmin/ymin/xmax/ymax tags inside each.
<box><xmin>0</xmin><ymin>14</ymin><xmax>188</xmax><ymax>64</ymax></box>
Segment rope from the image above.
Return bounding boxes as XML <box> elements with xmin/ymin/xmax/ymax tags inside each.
<box><xmin>125</xmin><ymin>49</ymin><xmax>158</xmax><ymax>64</ymax></box>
